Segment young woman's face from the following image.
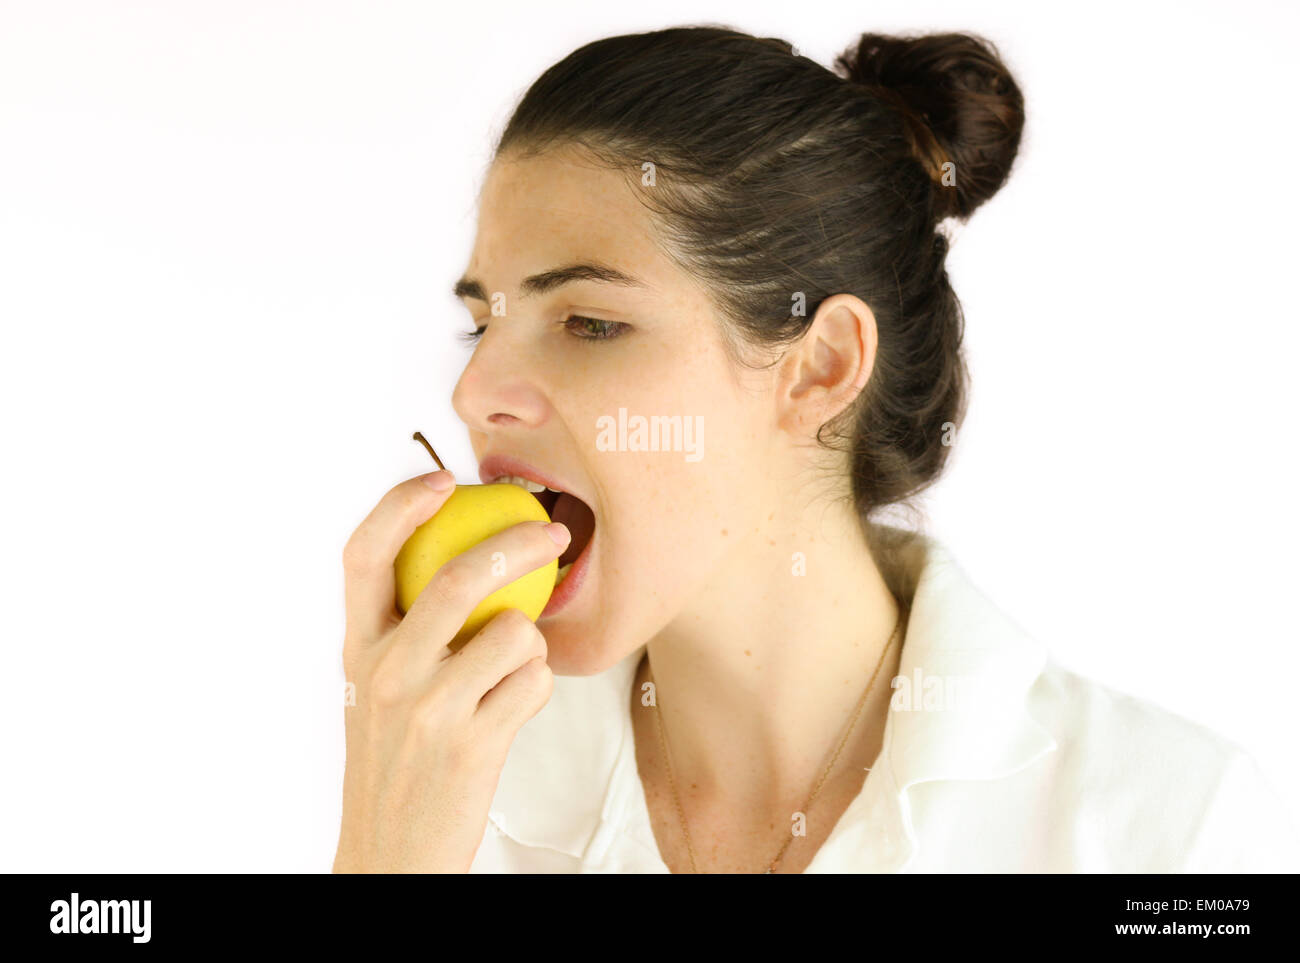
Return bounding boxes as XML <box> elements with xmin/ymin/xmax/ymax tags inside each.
<box><xmin>451</xmin><ymin>146</ymin><xmax>785</xmax><ymax>675</ymax></box>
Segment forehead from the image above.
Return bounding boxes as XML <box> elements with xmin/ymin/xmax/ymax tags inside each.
<box><xmin>472</xmin><ymin>146</ymin><xmax>670</xmax><ymax>286</ymax></box>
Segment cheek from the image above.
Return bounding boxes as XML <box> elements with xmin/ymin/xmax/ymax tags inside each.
<box><xmin>587</xmin><ymin>381</ymin><xmax>764</xmax><ymax>551</ymax></box>
<box><xmin>567</xmin><ymin>322</ymin><xmax>770</xmax><ymax>562</ymax></box>
<box><xmin>601</xmin><ymin>448</ymin><xmax>757</xmax><ymax>585</ymax></box>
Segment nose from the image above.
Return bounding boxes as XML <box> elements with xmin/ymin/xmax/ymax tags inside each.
<box><xmin>451</xmin><ymin>328</ymin><xmax>550</xmax><ymax>433</ymax></box>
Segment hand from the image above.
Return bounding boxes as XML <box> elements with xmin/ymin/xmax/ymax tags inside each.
<box><xmin>332</xmin><ymin>471</ymin><xmax>570</xmax><ymax>873</ymax></box>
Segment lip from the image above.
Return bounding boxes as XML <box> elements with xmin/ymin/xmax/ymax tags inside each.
<box><xmin>476</xmin><ymin>453</ymin><xmax>586</xmax><ymax>504</ymax></box>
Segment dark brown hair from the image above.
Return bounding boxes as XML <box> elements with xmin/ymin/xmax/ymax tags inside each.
<box><xmin>495</xmin><ymin>25</ymin><xmax>1024</xmax><ymax>519</ymax></box>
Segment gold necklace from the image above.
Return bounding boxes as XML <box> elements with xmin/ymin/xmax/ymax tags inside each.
<box><xmin>649</xmin><ymin>609</ymin><xmax>904</xmax><ymax>874</ymax></box>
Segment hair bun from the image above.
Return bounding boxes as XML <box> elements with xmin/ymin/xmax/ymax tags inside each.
<box><xmin>834</xmin><ymin>31</ymin><xmax>1024</xmax><ymax>221</ymax></box>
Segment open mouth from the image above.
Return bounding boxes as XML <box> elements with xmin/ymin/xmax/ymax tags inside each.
<box><xmin>534</xmin><ymin>487</ymin><xmax>595</xmax><ymax>585</ymax></box>
<box><xmin>481</xmin><ymin>460</ymin><xmax>597</xmax><ymax>593</ymax></box>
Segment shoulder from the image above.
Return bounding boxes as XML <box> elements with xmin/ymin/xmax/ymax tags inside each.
<box><xmin>1023</xmin><ymin>660</ymin><xmax>1299</xmax><ymax>872</ymax></box>
<box><xmin>1030</xmin><ymin>661</ymin><xmax>1237</xmax><ymax>773</ymax></box>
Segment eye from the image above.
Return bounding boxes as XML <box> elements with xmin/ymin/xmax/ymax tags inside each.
<box><xmin>458</xmin><ymin>324</ymin><xmax>487</xmax><ymax>345</ymax></box>
<box><xmin>458</xmin><ymin>315</ymin><xmax>630</xmax><ymax>345</ymax></box>
<box><xmin>562</xmin><ymin>315</ymin><xmax>629</xmax><ymax>341</ymax></box>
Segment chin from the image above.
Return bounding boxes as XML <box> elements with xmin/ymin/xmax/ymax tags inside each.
<box><xmin>537</xmin><ymin>623</ymin><xmax>634</xmax><ymax>677</ymax></box>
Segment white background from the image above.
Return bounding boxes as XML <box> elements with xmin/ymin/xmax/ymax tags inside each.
<box><xmin>2</xmin><ymin>0</ymin><xmax>1296</xmax><ymax>871</ymax></box>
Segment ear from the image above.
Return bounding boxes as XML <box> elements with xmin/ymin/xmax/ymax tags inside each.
<box><xmin>775</xmin><ymin>294</ymin><xmax>878</xmax><ymax>437</ymax></box>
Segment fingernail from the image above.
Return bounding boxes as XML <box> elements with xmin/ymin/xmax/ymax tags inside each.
<box><xmin>544</xmin><ymin>522</ymin><xmax>571</xmax><ymax>546</ymax></box>
<box><xmin>423</xmin><ymin>470</ymin><xmax>455</xmax><ymax>491</ymax></box>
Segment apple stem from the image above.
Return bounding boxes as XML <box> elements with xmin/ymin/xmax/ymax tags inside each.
<box><xmin>412</xmin><ymin>431</ymin><xmax>446</xmax><ymax>471</ymax></box>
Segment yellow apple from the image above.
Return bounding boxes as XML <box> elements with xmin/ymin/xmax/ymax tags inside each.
<box><xmin>394</xmin><ymin>482</ymin><xmax>557</xmax><ymax>651</ymax></box>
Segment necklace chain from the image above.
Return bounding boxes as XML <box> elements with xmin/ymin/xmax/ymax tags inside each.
<box><xmin>649</xmin><ymin>608</ymin><xmax>904</xmax><ymax>874</ymax></box>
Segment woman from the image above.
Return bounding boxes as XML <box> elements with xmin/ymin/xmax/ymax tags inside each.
<box><xmin>333</xmin><ymin>26</ymin><xmax>1298</xmax><ymax>873</ymax></box>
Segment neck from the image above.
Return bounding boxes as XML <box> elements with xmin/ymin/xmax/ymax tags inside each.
<box><xmin>642</xmin><ymin>487</ymin><xmax>903</xmax><ymax>806</ymax></box>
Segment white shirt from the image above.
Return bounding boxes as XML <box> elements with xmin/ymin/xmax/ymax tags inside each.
<box><xmin>469</xmin><ymin>527</ymin><xmax>1300</xmax><ymax>872</ymax></box>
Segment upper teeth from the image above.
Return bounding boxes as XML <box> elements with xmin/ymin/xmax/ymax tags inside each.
<box><xmin>492</xmin><ymin>474</ymin><xmax>559</xmax><ymax>494</ymax></box>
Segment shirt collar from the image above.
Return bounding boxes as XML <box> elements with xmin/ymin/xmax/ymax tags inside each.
<box><xmin>486</xmin><ymin>524</ymin><xmax>1059</xmax><ymax>869</ymax></box>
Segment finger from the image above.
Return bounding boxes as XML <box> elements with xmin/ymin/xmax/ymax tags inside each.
<box><xmin>436</xmin><ymin>606</ymin><xmax>548</xmax><ymax>714</ymax></box>
<box><xmin>392</xmin><ymin>518</ymin><xmax>569</xmax><ymax>672</ymax></box>
<box><xmin>474</xmin><ymin>654</ymin><xmax>555</xmax><ymax>738</ymax></box>
<box><xmin>342</xmin><ymin>470</ymin><xmax>456</xmax><ymax>644</ymax></box>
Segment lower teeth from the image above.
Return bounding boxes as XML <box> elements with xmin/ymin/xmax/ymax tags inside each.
<box><xmin>554</xmin><ymin>562</ymin><xmax>574</xmax><ymax>586</ymax></box>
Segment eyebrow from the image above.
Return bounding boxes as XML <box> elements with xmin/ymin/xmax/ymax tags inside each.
<box><xmin>452</xmin><ymin>261</ymin><xmax>647</xmax><ymax>303</ymax></box>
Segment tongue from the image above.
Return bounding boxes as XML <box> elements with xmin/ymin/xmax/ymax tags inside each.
<box><xmin>550</xmin><ymin>491</ymin><xmax>594</xmax><ymax>566</ymax></box>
